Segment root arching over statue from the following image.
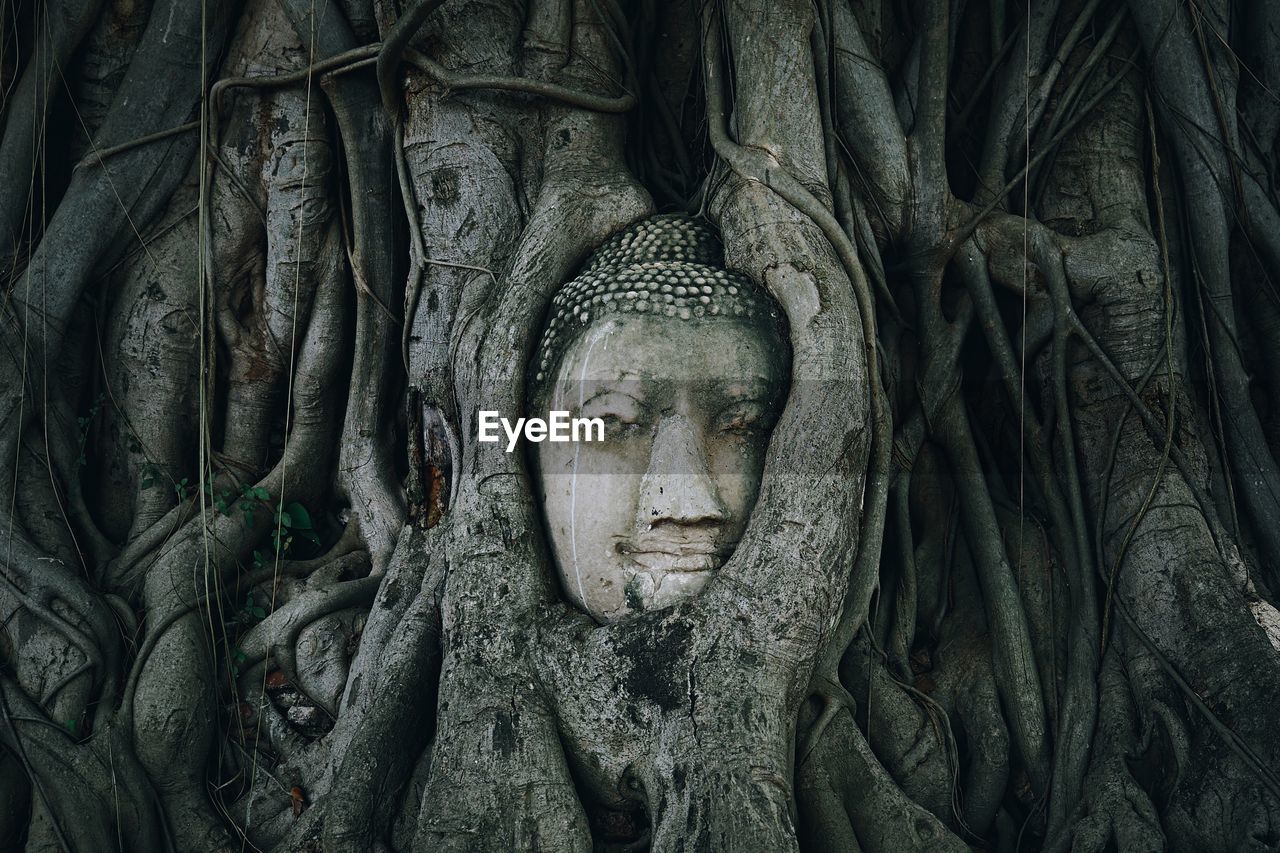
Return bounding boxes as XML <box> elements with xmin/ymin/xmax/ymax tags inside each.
<box><xmin>2</xmin><ymin>0</ymin><xmax>1280</xmax><ymax>851</ymax></box>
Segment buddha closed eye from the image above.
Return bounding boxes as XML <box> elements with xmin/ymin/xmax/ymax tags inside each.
<box><xmin>528</xmin><ymin>215</ymin><xmax>790</xmax><ymax>623</ymax></box>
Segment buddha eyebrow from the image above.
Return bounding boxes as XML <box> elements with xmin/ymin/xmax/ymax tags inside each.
<box><xmin>576</xmin><ymin>387</ymin><xmax>648</xmax><ymax>409</ymax></box>
<box><xmin>718</xmin><ymin>379</ymin><xmax>773</xmax><ymax>399</ymax></box>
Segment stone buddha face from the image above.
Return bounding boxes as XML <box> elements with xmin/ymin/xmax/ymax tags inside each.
<box><xmin>529</xmin><ymin>216</ymin><xmax>789</xmax><ymax>622</ymax></box>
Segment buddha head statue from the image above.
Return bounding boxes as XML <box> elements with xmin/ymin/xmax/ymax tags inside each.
<box><xmin>528</xmin><ymin>215</ymin><xmax>790</xmax><ymax>622</ymax></box>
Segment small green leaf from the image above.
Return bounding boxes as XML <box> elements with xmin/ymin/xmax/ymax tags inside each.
<box><xmin>251</xmin><ymin>606</ymin><xmax>267</xmax><ymax>619</ymax></box>
<box><xmin>252</xmin><ymin>486</ymin><xmax>270</xmax><ymax>501</ymax></box>
<box><xmin>285</xmin><ymin>502</ymin><xmax>313</xmax><ymax>530</ymax></box>
<box><xmin>276</xmin><ymin>510</ymin><xmax>293</xmax><ymax>529</ymax></box>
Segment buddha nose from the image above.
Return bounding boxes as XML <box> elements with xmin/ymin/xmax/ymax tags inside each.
<box><xmin>636</xmin><ymin>415</ymin><xmax>728</xmax><ymax>528</ymax></box>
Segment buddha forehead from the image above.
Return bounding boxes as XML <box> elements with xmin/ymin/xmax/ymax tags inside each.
<box><xmin>531</xmin><ymin>214</ymin><xmax>787</xmax><ymax>391</ymax></box>
<box><xmin>553</xmin><ymin>313</ymin><xmax>782</xmax><ymax>386</ymax></box>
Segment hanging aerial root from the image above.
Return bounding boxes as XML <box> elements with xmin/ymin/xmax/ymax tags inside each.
<box><xmin>209</xmin><ymin>42</ymin><xmax>634</xmax><ymax>124</ymax></box>
<box><xmin>701</xmin><ymin>0</ymin><xmax>890</xmax><ymax>686</ymax></box>
<box><xmin>932</xmin><ymin>392</ymin><xmax>1050</xmax><ymax>795</ymax></box>
<box><xmin>804</xmin><ymin>702</ymin><xmax>969</xmax><ymax>852</ymax></box>
<box><xmin>282</xmin><ymin>0</ymin><xmax>407</xmax><ymax>573</ymax></box>
<box><xmin>315</xmin><ymin>525</ymin><xmax>447</xmax><ymax>852</ymax></box>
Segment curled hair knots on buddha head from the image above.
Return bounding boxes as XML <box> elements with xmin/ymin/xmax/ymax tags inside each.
<box><xmin>528</xmin><ymin>214</ymin><xmax>789</xmax><ymax>400</ymax></box>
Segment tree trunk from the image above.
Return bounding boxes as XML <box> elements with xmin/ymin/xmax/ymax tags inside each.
<box><xmin>2</xmin><ymin>0</ymin><xmax>1280</xmax><ymax>850</ymax></box>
